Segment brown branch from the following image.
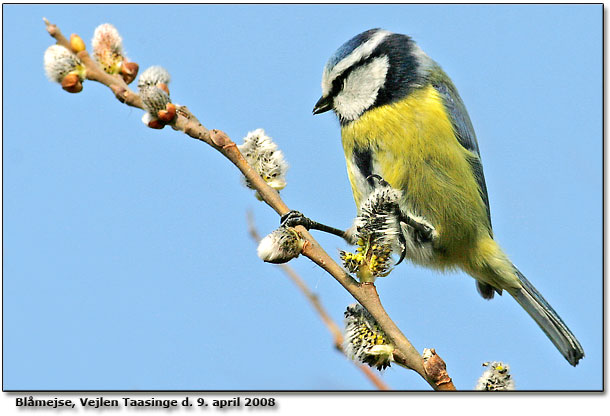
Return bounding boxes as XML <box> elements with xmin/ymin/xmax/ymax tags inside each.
<box><xmin>43</xmin><ymin>19</ymin><xmax>455</xmax><ymax>391</ymax></box>
<box><xmin>247</xmin><ymin>213</ymin><xmax>390</xmax><ymax>391</ymax></box>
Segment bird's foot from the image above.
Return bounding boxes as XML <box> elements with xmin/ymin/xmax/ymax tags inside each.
<box><xmin>414</xmin><ymin>221</ymin><xmax>436</xmax><ymax>243</ymax></box>
<box><xmin>403</xmin><ymin>214</ymin><xmax>438</xmax><ymax>244</ymax></box>
<box><xmin>366</xmin><ymin>174</ymin><xmax>391</xmax><ymax>188</ymax></box>
<box><xmin>280</xmin><ymin>210</ymin><xmax>314</xmax><ymax>230</ymax></box>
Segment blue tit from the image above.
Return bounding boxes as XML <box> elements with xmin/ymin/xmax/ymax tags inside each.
<box><xmin>313</xmin><ymin>28</ymin><xmax>584</xmax><ymax>366</ymax></box>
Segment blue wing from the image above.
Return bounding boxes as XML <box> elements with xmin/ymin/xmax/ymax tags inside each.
<box><xmin>432</xmin><ymin>80</ymin><xmax>492</xmax><ymax>234</ymax></box>
<box><xmin>432</xmin><ymin>78</ymin><xmax>498</xmax><ymax>299</ymax></box>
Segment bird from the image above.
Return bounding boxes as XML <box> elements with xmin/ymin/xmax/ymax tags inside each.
<box><xmin>310</xmin><ymin>28</ymin><xmax>584</xmax><ymax>366</ymax></box>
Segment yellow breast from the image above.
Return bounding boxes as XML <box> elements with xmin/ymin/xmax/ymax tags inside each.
<box><xmin>341</xmin><ymin>84</ymin><xmax>489</xmax><ymax>261</ymax></box>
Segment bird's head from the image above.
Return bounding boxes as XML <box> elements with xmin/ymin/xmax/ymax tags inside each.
<box><xmin>313</xmin><ymin>28</ymin><xmax>434</xmax><ymax>124</ymax></box>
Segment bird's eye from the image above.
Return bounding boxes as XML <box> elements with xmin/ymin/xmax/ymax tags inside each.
<box><xmin>331</xmin><ymin>76</ymin><xmax>344</xmax><ymax>96</ymax></box>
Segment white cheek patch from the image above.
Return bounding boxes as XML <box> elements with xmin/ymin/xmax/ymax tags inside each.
<box><xmin>333</xmin><ymin>55</ymin><xmax>389</xmax><ymax>121</ymax></box>
<box><xmin>321</xmin><ymin>30</ymin><xmax>390</xmax><ymax>97</ymax></box>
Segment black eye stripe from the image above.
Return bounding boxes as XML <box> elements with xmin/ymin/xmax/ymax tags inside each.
<box><xmin>329</xmin><ymin>52</ymin><xmax>388</xmax><ymax>98</ymax></box>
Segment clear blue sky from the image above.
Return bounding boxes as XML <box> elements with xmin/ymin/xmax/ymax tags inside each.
<box><xmin>3</xmin><ymin>4</ymin><xmax>602</xmax><ymax>391</ymax></box>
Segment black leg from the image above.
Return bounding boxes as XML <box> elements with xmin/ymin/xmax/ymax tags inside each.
<box><xmin>392</xmin><ymin>208</ymin><xmax>437</xmax><ymax>265</ymax></box>
<box><xmin>280</xmin><ymin>210</ymin><xmax>347</xmax><ymax>239</ymax></box>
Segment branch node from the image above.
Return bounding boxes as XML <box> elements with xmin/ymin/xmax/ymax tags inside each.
<box><xmin>301</xmin><ymin>239</ymin><xmax>311</xmax><ymax>254</ymax></box>
<box><xmin>111</xmin><ymin>85</ymin><xmax>128</xmax><ymax>103</ymax></box>
<box><xmin>210</xmin><ymin>129</ymin><xmax>233</xmax><ymax>148</ymax></box>
<box><xmin>176</xmin><ymin>105</ymin><xmax>195</xmax><ymax>121</ymax></box>
<box><xmin>422</xmin><ymin>348</ymin><xmax>456</xmax><ymax>390</ymax></box>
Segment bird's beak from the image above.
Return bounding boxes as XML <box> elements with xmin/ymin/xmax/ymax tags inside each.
<box><xmin>313</xmin><ymin>95</ymin><xmax>333</xmax><ymax>115</ymax></box>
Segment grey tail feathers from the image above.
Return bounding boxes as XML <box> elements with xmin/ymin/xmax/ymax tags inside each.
<box><xmin>510</xmin><ymin>268</ymin><xmax>584</xmax><ymax>366</ymax></box>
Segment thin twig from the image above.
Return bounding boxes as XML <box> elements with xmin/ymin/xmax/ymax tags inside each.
<box><xmin>43</xmin><ymin>19</ymin><xmax>455</xmax><ymax>391</ymax></box>
<box><xmin>247</xmin><ymin>212</ymin><xmax>390</xmax><ymax>391</ymax></box>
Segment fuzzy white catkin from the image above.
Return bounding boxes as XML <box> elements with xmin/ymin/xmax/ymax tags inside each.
<box><xmin>139</xmin><ymin>86</ymin><xmax>171</xmax><ymax>115</ymax></box>
<box><xmin>43</xmin><ymin>45</ymin><xmax>82</xmax><ymax>82</ymax></box>
<box><xmin>91</xmin><ymin>23</ymin><xmax>126</xmax><ymax>74</ymax></box>
<box><xmin>257</xmin><ymin>227</ymin><xmax>303</xmax><ymax>264</ymax></box>
<box><xmin>355</xmin><ymin>185</ymin><xmax>403</xmax><ymax>250</ymax></box>
<box><xmin>138</xmin><ymin>66</ymin><xmax>171</xmax><ymax>89</ymax></box>
<box><xmin>343</xmin><ymin>303</ymin><xmax>394</xmax><ymax>370</ymax></box>
<box><xmin>339</xmin><ymin>181</ymin><xmax>405</xmax><ymax>282</ymax></box>
<box><xmin>475</xmin><ymin>361</ymin><xmax>515</xmax><ymax>391</ymax></box>
<box><xmin>92</xmin><ymin>23</ymin><xmax>123</xmax><ymax>56</ymax></box>
<box><xmin>238</xmin><ymin>129</ymin><xmax>288</xmax><ymax>194</ymax></box>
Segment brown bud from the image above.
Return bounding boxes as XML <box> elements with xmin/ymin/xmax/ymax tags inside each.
<box><xmin>147</xmin><ymin>118</ymin><xmax>165</xmax><ymax>129</ymax></box>
<box><xmin>210</xmin><ymin>129</ymin><xmax>233</xmax><ymax>147</ymax></box>
<box><xmin>422</xmin><ymin>348</ymin><xmax>455</xmax><ymax>390</ymax></box>
<box><xmin>157</xmin><ymin>103</ymin><xmax>177</xmax><ymax>123</ymax></box>
<box><xmin>120</xmin><ymin>61</ymin><xmax>139</xmax><ymax>84</ymax></box>
<box><xmin>61</xmin><ymin>73</ymin><xmax>83</xmax><ymax>93</ymax></box>
<box><xmin>157</xmin><ymin>83</ymin><xmax>170</xmax><ymax>95</ymax></box>
<box><xmin>70</xmin><ymin>34</ymin><xmax>86</xmax><ymax>52</ymax></box>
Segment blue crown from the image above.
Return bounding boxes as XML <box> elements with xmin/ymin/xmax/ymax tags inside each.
<box><xmin>324</xmin><ymin>28</ymin><xmax>383</xmax><ymax>72</ymax></box>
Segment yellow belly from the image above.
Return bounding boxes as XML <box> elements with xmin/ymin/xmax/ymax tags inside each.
<box><xmin>341</xmin><ymin>84</ymin><xmax>490</xmax><ymax>266</ymax></box>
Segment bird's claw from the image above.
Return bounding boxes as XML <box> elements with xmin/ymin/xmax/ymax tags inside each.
<box><xmin>396</xmin><ymin>232</ymin><xmax>407</xmax><ymax>265</ymax></box>
<box><xmin>280</xmin><ymin>210</ymin><xmax>313</xmax><ymax>230</ymax></box>
<box><xmin>366</xmin><ymin>174</ymin><xmax>391</xmax><ymax>188</ymax></box>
